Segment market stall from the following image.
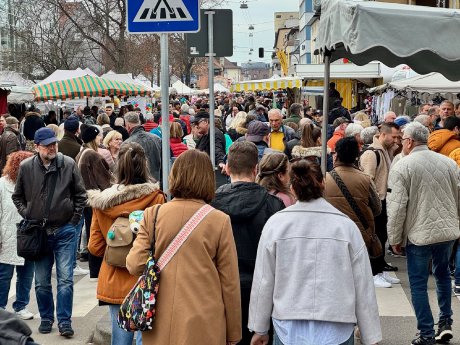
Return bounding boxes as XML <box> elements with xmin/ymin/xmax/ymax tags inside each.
<box><xmin>314</xmin><ymin>0</ymin><xmax>460</xmax><ymax>173</ymax></box>
<box><xmin>230</xmin><ymin>76</ymin><xmax>302</xmax><ymax>92</ymax></box>
<box><xmin>32</xmin><ymin>74</ymin><xmax>152</xmax><ymax>101</ymax></box>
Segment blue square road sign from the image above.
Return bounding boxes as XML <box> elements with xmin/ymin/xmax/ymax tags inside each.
<box><xmin>127</xmin><ymin>0</ymin><xmax>200</xmax><ymax>33</ymax></box>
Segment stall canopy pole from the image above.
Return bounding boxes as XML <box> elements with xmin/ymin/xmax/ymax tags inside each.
<box><xmin>206</xmin><ymin>10</ymin><xmax>216</xmax><ymax>168</ymax></box>
<box><xmin>160</xmin><ymin>33</ymin><xmax>171</xmax><ymax>197</ymax></box>
<box><xmin>321</xmin><ymin>50</ymin><xmax>331</xmax><ymax>176</ymax></box>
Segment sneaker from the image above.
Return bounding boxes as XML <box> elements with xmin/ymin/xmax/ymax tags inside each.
<box><xmin>59</xmin><ymin>324</ymin><xmax>74</xmax><ymax>338</ymax></box>
<box><xmin>38</xmin><ymin>320</ymin><xmax>53</xmax><ymax>334</ymax></box>
<box><xmin>382</xmin><ymin>271</ymin><xmax>401</xmax><ymax>284</ymax></box>
<box><xmin>15</xmin><ymin>308</ymin><xmax>34</xmax><ymax>320</ymax></box>
<box><xmin>383</xmin><ymin>262</ymin><xmax>398</xmax><ymax>271</ymax></box>
<box><xmin>73</xmin><ymin>265</ymin><xmax>89</xmax><ymax>276</ymax></box>
<box><xmin>454</xmin><ymin>285</ymin><xmax>460</xmax><ymax>296</ymax></box>
<box><xmin>435</xmin><ymin>321</ymin><xmax>453</xmax><ymax>343</ymax></box>
<box><xmin>374</xmin><ymin>274</ymin><xmax>392</xmax><ymax>288</ymax></box>
<box><xmin>79</xmin><ymin>252</ymin><xmax>88</xmax><ymax>262</ymax></box>
<box><xmin>411</xmin><ymin>334</ymin><xmax>435</xmax><ymax>345</ymax></box>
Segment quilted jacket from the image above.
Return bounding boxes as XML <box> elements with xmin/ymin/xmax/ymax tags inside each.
<box><xmin>387</xmin><ymin>145</ymin><xmax>460</xmax><ymax>246</ymax></box>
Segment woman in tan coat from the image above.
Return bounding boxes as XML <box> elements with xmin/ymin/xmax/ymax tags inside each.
<box><xmin>126</xmin><ymin>149</ymin><xmax>242</xmax><ymax>345</ymax></box>
<box><xmin>88</xmin><ymin>142</ymin><xmax>165</xmax><ymax>345</ymax></box>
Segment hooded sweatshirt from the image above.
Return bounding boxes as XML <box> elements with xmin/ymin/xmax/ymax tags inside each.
<box><xmin>428</xmin><ymin>129</ymin><xmax>460</xmax><ymax>157</ymax></box>
<box><xmin>211</xmin><ymin>182</ymin><xmax>285</xmax><ymax>285</ymax></box>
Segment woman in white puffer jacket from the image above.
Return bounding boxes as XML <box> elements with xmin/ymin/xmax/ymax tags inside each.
<box><xmin>0</xmin><ymin>151</ymin><xmax>35</xmax><ymax>320</ymax></box>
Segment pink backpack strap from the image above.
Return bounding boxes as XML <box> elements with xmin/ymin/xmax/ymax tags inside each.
<box><xmin>157</xmin><ymin>204</ymin><xmax>214</xmax><ymax>270</ymax></box>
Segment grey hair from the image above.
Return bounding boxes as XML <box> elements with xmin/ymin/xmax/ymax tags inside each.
<box><xmin>403</xmin><ymin>122</ymin><xmax>429</xmax><ymax>144</ymax></box>
<box><xmin>289</xmin><ymin>103</ymin><xmax>303</xmax><ymax>116</ymax></box>
<box><xmin>414</xmin><ymin>114</ymin><xmax>431</xmax><ymax>127</ymax></box>
<box><xmin>144</xmin><ymin>112</ymin><xmax>154</xmax><ymax>121</ymax></box>
<box><xmin>345</xmin><ymin>123</ymin><xmax>364</xmax><ymax>138</ymax></box>
<box><xmin>114</xmin><ymin>117</ymin><xmax>125</xmax><ymax>127</ymax></box>
<box><xmin>360</xmin><ymin>126</ymin><xmax>379</xmax><ymax>145</ymax></box>
<box><xmin>124</xmin><ymin>111</ymin><xmax>140</xmax><ymax>124</ymax></box>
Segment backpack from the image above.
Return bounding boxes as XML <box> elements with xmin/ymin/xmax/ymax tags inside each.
<box><xmin>359</xmin><ymin>147</ymin><xmax>381</xmax><ymax>168</ymax></box>
<box><xmin>83</xmin><ymin>115</ymin><xmax>96</xmax><ymax>126</ymax></box>
<box><xmin>17</xmin><ymin>133</ymin><xmax>26</xmax><ymax>150</ymax></box>
<box><xmin>104</xmin><ymin>211</ymin><xmax>143</xmax><ymax>268</ymax></box>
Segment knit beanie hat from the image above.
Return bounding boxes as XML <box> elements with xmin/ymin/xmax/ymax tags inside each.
<box><xmin>80</xmin><ymin>125</ymin><xmax>100</xmax><ymax>143</ymax></box>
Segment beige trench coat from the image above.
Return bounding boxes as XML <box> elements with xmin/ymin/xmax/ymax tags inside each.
<box><xmin>126</xmin><ymin>198</ymin><xmax>242</xmax><ymax>345</ymax></box>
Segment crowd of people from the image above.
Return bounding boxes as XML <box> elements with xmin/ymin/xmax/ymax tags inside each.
<box><xmin>0</xmin><ymin>91</ymin><xmax>458</xmax><ymax>345</ymax></box>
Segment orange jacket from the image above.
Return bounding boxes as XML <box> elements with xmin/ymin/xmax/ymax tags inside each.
<box><xmin>327</xmin><ymin>130</ymin><xmax>345</xmax><ymax>152</ymax></box>
<box><xmin>449</xmin><ymin>148</ymin><xmax>460</xmax><ymax>166</ymax></box>
<box><xmin>428</xmin><ymin>129</ymin><xmax>460</xmax><ymax>156</ymax></box>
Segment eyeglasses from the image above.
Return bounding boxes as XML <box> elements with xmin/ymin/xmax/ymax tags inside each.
<box><xmin>401</xmin><ymin>137</ymin><xmax>412</xmax><ymax>142</ymax></box>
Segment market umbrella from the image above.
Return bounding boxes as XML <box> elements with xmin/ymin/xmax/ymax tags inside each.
<box><xmin>32</xmin><ymin>74</ymin><xmax>152</xmax><ymax>101</ymax></box>
<box><xmin>313</xmin><ymin>0</ymin><xmax>460</xmax><ymax>174</ymax></box>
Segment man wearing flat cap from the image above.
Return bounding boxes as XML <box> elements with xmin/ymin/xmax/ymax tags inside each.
<box><xmin>0</xmin><ymin>116</ymin><xmax>24</xmax><ymax>172</ymax></box>
<box><xmin>12</xmin><ymin>127</ymin><xmax>87</xmax><ymax>338</ymax></box>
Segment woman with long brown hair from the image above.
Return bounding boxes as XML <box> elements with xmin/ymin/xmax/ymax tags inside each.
<box><xmin>291</xmin><ymin>123</ymin><xmax>333</xmax><ymax>171</ymax></box>
<box><xmin>0</xmin><ymin>151</ymin><xmax>35</xmax><ymax>320</ymax></box>
<box><xmin>87</xmin><ymin>142</ymin><xmax>165</xmax><ymax>345</ymax></box>
<box><xmin>256</xmin><ymin>152</ymin><xmax>295</xmax><ymax>207</ymax></box>
<box><xmin>127</xmin><ymin>149</ymin><xmax>241</xmax><ymax>345</ymax></box>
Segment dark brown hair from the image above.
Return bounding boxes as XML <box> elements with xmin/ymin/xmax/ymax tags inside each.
<box><xmin>169</xmin><ymin>149</ymin><xmax>215</xmax><ymax>203</ymax></box>
<box><xmin>289</xmin><ymin>160</ymin><xmax>323</xmax><ymax>201</ymax></box>
<box><xmin>227</xmin><ymin>141</ymin><xmax>258</xmax><ymax>176</ymax></box>
<box><xmin>117</xmin><ymin>142</ymin><xmax>154</xmax><ymax>185</ymax></box>
<box><xmin>301</xmin><ymin>123</ymin><xmax>321</xmax><ymax>148</ymax></box>
<box><xmin>3</xmin><ymin>151</ymin><xmax>34</xmax><ymax>183</ymax></box>
<box><xmin>256</xmin><ymin>152</ymin><xmax>292</xmax><ymax>195</ymax></box>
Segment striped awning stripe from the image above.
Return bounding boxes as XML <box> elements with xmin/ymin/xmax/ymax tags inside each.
<box><xmin>231</xmin><ymin>77</ymin><xmax>302</xmax><ymax>92</ymax></box>
<box><xmin>32</xmin><ymin>75</ymin><xmax>152</xmax><ymax>101</ymax></box>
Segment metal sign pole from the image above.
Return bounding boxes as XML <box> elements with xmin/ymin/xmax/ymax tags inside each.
<box><xmin>160</xmin><ymin>33</ymin><xmax>171</xmax><ymax>196</ymax></box>
<box><xmin>206</xmin><ymin>10</ymin><xmax>216</xmax><ymax>168</ymax></box>
<box><xmin>321</xmin><ymin>51</ymin><xmax>331</xmax><ymax>176</ymax></box>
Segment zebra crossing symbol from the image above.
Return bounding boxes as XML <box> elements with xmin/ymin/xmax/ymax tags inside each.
<box><xmin>134</xmin><ymin>0</ymin><xmax>193</xmax><ymax>22</ymax></box>
<box><xmin>127</xmin><ymin>0</ymin><xmax>200</xmax><ymax>33</ymax></box>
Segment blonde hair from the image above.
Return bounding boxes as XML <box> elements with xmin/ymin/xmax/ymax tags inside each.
<box><xmin>103</xmin><ymin>130</ymin><xmax>122</xmax><ymax>148</ymax></box>
<box><xmin>170</xmin><ymin>121</ymin><xmax>184</xmax><ymax>139</ymax></box>
<box><xmin>229</xmin><ymin>111</ymin><xmax>247</xmax><ymax>129</ymax></box>
<box><xmin>353</xmin><ymin>112</ymin><xmax>371</xmax><ymax>128</ymax></box>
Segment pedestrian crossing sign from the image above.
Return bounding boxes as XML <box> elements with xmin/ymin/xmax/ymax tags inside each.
<box><xmin>127</xmin><ymin>0</ymin><xmax>200</xmax><ymax>33</ymax></box>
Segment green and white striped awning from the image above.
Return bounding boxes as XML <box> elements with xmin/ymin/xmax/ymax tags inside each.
<box><xmin>32</xmin><ymin>75</ymin><xmax>152</xmax><ymax>101</ymax></box>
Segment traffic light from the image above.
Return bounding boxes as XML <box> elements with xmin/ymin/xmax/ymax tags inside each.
<box><xmin>259</xmin><ymin>47</ymin><xmax>264</xmax><ymax>58</ymax></box>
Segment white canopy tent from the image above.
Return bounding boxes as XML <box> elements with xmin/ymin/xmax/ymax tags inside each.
<box><xmin>370</xmin><ymin>72</ymin><xmax>460</xmax><ymax>94</ymax></box>
<box><xmin>38</xmin><ymin>68</ymin><xmax>97</xmax><ymax>85</ymax></box>
<box><xmin>171</xmin><ymin>80</ymin><xmax>197</xmax><ymax>95</ymax></box>
<box><xmin>100</xmin><ymin>71</ymin><xmax>156</xmax><ymax>92</ymax></box>
<box><xmin>314</xmin><ymin>0</ymin><xmax>460</xmax><ymax>173</ymax></box>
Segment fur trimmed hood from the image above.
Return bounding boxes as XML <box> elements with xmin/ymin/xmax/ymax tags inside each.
<box><xmin>291</xmin><ymin>145</ymin><xmax>330</xmax><ymax>158</ymax></box>
<box><xmin>87</xmin><ymin>182</ymin><xmax>160</xmax><ymax>210</ymax></box>
<box><xmin>236</xmin><ymin>126</ymin><xmax>248</xmax><ymax>135</ymax></box>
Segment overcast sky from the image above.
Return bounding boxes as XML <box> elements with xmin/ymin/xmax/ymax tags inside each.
<box><xmin>213</xmin><ymin>0</ymin><xmax>299</xmax><ymax>65</ymax></box>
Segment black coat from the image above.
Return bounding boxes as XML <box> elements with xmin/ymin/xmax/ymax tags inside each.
<box><xmin>211</xmin><ymin>182</ymin><xmax>285</xmax><ymax>284</ymax></box>
<box><xmin>196</xmin><ymin>128</ymin><xmax>226</xmax><ymax>165</ymax></box>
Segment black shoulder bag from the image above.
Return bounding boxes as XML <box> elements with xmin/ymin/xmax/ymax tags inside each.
<box><xmin>330</xmin><ymin>169</ymin><xmax>383</xmax><ymax>259</ymax></box>
<box><xmin>17</xmin><ymin>156</ymin><xmax>61</xmax><ymax>260</ymax></box>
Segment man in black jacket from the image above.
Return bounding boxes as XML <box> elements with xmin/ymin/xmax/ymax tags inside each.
<box><xmin>12</xmin><ymin>128</ymin><xmax>87</xmax><ymax>338</ymax></box>
<box><xmin>211</xmin><ymin>141</ymin><xmax>285</xmax><ymax>345</ymax></box>
<box><xmin>194</xmin><ymin>112</ymin><xmax>226</xmax><ymax>170</ymax></box>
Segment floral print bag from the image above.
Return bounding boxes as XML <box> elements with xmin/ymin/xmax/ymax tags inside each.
<box><xmin>118</xmin><ymin>204</ymin><xmax>214</xmax><ymax>332</ymax></box>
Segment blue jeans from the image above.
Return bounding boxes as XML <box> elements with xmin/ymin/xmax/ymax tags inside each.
<box><xmin>34</xmin><ymin>223</ymin><xmax>75</xmax><ymax>326</ymax></box>
<box><xmin>406</xmin><ymin>241</ymin><xmax>453</xmax><ymax>338</ymax></box>
<box><xmin>273</xmin><ymin>329</ymin><xmax>354</xmax><ymax>345</ymax></box>
<box><xmin>108</xmin><ymin>305</ymin><xmax>142</xmax><ymax>345</ymax></box>
<box><xmin>0</xmin><ymin>261</ymin><xmax>34</xmax><ymax>311</ymax></box>
<box><xmin>454</xmin><ymin>242</ymin><xmax>460</xmax><ymax>286</ymax></box>
<box><xmin>74</xmin><ymin>216</ymin><xmax>84</xmax><ymax>269</ymax></box>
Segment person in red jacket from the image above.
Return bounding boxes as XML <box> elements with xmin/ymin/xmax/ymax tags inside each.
<box><xmin>170</xmin><ymin>122</ymin><xmax>188</xmax><ymax>158</ymax></box>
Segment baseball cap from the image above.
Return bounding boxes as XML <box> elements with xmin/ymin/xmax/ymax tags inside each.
<box><xmin>394</xmin><ymin>117</ymin><xmax>410</xmax><ymax>127</ymax></box>
<box><xmin>332</xmin><ymin>116</ymin><xmax>351</xmax><ymax>128</ymax></box>
<box><xmin>193</xmin><ymin>112</ymin><xmax>210</xmax><ymax>123</ymax></box>
<box><xmin>246</xmin><ymin>121</ymin><xmax>270</xmax><ymax>142</ymax></box>
<box><xmin>64</xmin><ymin>115</ymin><xmax>80</xmax><ymax>132</ymax></box>
<box><xmin>5</xmin><ymin>117</ymin><xmax>18</xmax><ymax>125</ymax></box>
<box><xmin>34</xmin><ymin>127</ymin><xmax>58</xmax><ymax>145</ymax></box>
